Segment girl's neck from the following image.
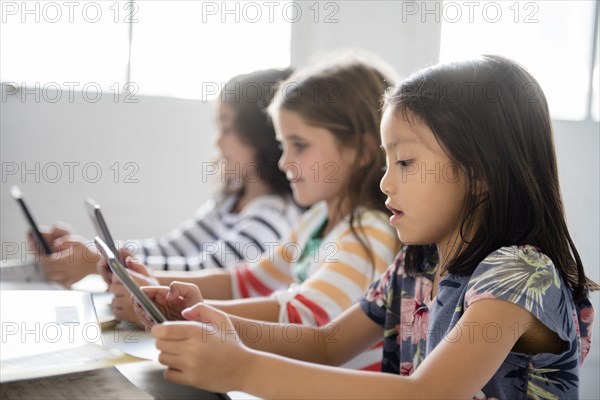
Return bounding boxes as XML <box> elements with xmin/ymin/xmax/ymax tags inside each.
<box><xmin>323</xmin><ymin>197</ymin><xmax>351</xmax><ymax>237</ymax></box>
<box><xmin>435</xmin><ymin>232</ymin><xmax>465</xmax><ymax>272</ymax></box>
<box><xmin>233</xmin><ymin>179</ymin><xmax>272</xmax><ymax>213</ymax></box>
<box><xmin>432</xmin><ymin>213</ymin><xmax>481</xmax><ymax>299</ymax></box>
<box><xmin>432</xmin><ymin>240</ymin><xmax>460</xmax><ymax>300</ymax></box>
<box><xmin>436</xmin><ymin>244</ymin><xmax>454</xmax><ymax>271</ymax></box>
<box><xmin>435</xmin><ymin>214</ymin><xmax>481</xmax><ymax>271</ymax></box>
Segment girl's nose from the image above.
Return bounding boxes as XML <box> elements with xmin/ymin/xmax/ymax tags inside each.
<box><xmin>278</xmin><ymin>151</ymin><xmax>289</xmax><ymax>172</ymax></box>
<box><xmin>380</xmin><ymin>169</ymin><xmax>394</xmax><ymax>195</ymax></box>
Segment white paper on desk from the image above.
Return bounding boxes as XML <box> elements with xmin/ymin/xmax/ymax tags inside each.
<box><xmin>1</xmin><ymin>366</ymin><xmax>154</xmax><ymax>399</ymax></box>
<box><xmin>103</xmin><ymin>321</ymin><xmax>160</xmax><ymax>360</ymax></box>
<box><xmin>0</xmin><ymin>342</ymin><xmax>146</xmax><ymax>383</ymax></box>
<box><xmin>0</xmin><ymin>291</ymin><xmax>103</xmax><ymax>360</ymax></box>
<box><xmin>0</xmin><ymin>290</ymin><xmax>148</xmax><ymax>383</ymax></box>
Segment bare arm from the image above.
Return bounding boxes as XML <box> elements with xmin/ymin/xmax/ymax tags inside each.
<box><xmin>154</xmin><ymin>269</ymin><xmax>233</xmax><ymax>300</ymax></box>
<box><xmin>241</xmin><ymin>299</ymin><xmax>545</xmax><ymax>399</ymax></box>
<box><xmin>223</xmin><ymin>303</ymin><xmax>383</xmax><ymax>366</ymax></box>
<box><xmin>154</xmin><ymin>298</ymin><xmax>546</xmax><ymax>398</ymax></box>
<box><xmin>208</xmin><ymin>297</ymin><xmax>281</xmax><ymax>322</ymax></box>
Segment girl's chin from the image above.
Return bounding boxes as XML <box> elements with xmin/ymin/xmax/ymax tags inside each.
<box><xmin>291</xmin><ymin>193</ymin><xmax>314</xmax><ymax>208</ymax></box>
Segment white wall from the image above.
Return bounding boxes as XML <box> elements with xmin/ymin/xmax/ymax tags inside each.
<box><xmin>1</xmin><ymin>1</ymin><xmax>598</xmax><ymax>397</ymax></box>
<box><xmin>553</xmin><ymin>121</ymin><xmax>600</xmax><ymax>399</ymax></box>
<box><xmin>290</xmin><ymin>1</ymin><xmax>441</xmax><ymax>78</ymax></box>
<box><xmin>1</xmin><ymin>92</ymin><xmax>216</xmax><ymax>244</ymax></box>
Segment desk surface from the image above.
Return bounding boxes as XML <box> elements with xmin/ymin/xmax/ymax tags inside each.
<box><xmin>0</xmin><ymin>285</ymin><xmax>227</xmax><ymax>400</ymax></box>
<box><xmin>117</xmin><ymin>361</ymin><xmax>227</xmax><ymax>400</ymax></box>
<box><xmin>103</xmin><ymin>322</ymin><xmax>227</xmax><ymax>400</ymax></box>
<box><xmin>0</xmin><ymin>262</ymin><xmax>256</xmax><ymax>399</ymax></box>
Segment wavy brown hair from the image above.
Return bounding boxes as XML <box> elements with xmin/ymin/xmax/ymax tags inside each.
<box><xmin>269</xmin><ymin>55</ymin><xmax>398</xmax><ymax>267</ymax></box>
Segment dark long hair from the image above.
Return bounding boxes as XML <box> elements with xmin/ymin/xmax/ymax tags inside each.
<box><xmin>269</xmin><ymin>56</ymin><xmax>397</xmax><ymax>265</ymax></box>
<box><xmin>221</xmin><ymin>68</ymin><xmax>293</xmax><ymax>196</ymax></box>
<box><xmin>385</xmin><ymin>55</ymin><xmax>597</xmax><ymax>301</ymax></box>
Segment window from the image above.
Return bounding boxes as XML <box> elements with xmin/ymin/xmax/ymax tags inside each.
<box><xmin>439</xmin><ymin>0</ymin><xmax>598</xmax><ymax>121</ymax></box>
<box><xmin>0</xmin><ymin>1</ymin><xmax>131</xmax><ymax>92</ymax></box>
<box><xmin>0</xmin><ymin>1</ymin><xmax>292</xmax><ymax>99</ymax></box>
<box><xmin>129</xmin><ymin>1</ymin><xmax>292</xmax><ymax>100</ymax></box>
<box><xmin>591</xmin><ymin>27</ymin><xmax>599</xmax><ymax>121</ymax></box>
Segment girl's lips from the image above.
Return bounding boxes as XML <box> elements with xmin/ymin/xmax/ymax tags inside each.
<box><xmin>385</xmin><ymin>203</ymin><xmax>404</xmax><ymax>222</ymax></box>
<box><xmin>286</xmin><ymin>170</ymin><xmax>303</xmax><ymax>184</ymax></box>
<box><xmin>385</xmin><ymin>202</ymin><xmax>402</xmax><ymax>214</ymax></box>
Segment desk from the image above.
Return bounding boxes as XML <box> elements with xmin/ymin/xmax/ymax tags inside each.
<box><xmin>104</xmin><ymin>322</ymin><xmax>227</xmax><ymax>400</ymax></box>
<box><xmin>0</xmin><ymin>283</ymin><xmax>227</xmax><ymax>399</ymax></box>
<box><xmin>105</xmin><ymin>322</ymin><xmax>259</xmax><ymax>400</ymax></box>
<box><xmin>117</xmin><ymin>361</ymin><xmax>226</xmax><ymax>400</ymax></box>
<box><xmin>0</xmin><ymin>261</ymin><xmax>257</xmax><ymax>399</ymax></box>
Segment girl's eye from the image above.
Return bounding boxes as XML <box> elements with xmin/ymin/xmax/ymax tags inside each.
<box><xmin>396</xmin><ymin>160</ymin><xmax>412</xmax><ymax>167</ymax></box>
<box><xmin>292</xmin><ymin>142</ymin><xmax>308</xmax><ymax>152</ymax></box>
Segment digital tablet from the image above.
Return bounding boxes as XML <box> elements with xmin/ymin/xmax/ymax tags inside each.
<box><xmin>94</xmin><ymin>236</ymin><xmax>166</xmax><ymax>324</ymax></box>
<box><xmin>11</xmin><ymin>186</ymin><xmax>52</xmax><ymax>255</ymax></box>
<box><xmin>85</xmin><ymin>198</ymin><xmax>123</xmax><ymax>264</ymax></box>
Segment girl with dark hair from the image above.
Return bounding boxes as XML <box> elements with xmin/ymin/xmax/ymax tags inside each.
<box><xmin>217</xmin><ymin>69</ymin><xmax>295</xmax><ymax>199</ymax></box>
<box><xmin>146</xmin><ymin>56</ymin><xmax>595</xmax><ymax>399</ymax></box>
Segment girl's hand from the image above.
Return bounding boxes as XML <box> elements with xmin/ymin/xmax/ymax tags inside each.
<box><xmin>32</xmin><ymin>234</ymin><xmax>98</xmax><ymax>288</ymax></box>
<box><xmin>27</xmin><ymin>224</ymin><xmax>72</xmax><ymax>253</ymax></box>
<box><xmin>132</xmin><ymin>282</ymin><xmax>204</xmax><ymax>332</ymax></box>
<box><xmin>109</xmin><ymin>257</ymin><xmax>159</xmax><ymax>328</ymax></box>
<box><xmin>152</xmin><ymin>304</ymin><xmax>250</xmax><ymax>393</ymax></box>
<box><xmin>97</xmin><ymin>248</ymin><xmax>135</xmax><ymax>284</ymax></box>
<box><xmin>28</xmin><ymin>223</ymin><xmax>97</xmax><ymax>287</ymax></box>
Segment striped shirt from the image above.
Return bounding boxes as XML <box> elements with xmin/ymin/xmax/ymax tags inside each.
<box><xmin>124</xmin><ymin>194</ymin><xmax>302</xmax><ymax>271</ymax></box>
<box><xmin>230</xmin><ymin>201</ymin><xmax>399</xmax><ymax>370</ymax></box>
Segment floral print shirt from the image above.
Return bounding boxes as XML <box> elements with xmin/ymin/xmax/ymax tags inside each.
<box><xmin>360</xmin><ymin>245</ymin><xmax>595</xmax><ymax>399</ymax></box>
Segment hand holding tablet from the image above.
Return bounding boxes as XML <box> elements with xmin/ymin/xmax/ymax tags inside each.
<box><xmin>131</xmin><ymin>281</ymin><xmax>204</xmax><ymax>332</ymax></box>
<box><xmin>94</xmin><ymin>236</ymin><xmax>166</xmax><ymax>324</ymax></box>
<box><xmin>11</xmin><ymin>186</ymin><xmax>96</xmax><ymax>286</ymax></box>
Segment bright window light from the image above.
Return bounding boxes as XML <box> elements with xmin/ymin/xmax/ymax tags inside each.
<box><xmin>129</xmin><ymin>1</ymin><xmax>292</xmax><ymax>100</ymax></box>
<box><xmin>439</xmin><ymin>0</ymin><xmax>597</xmax><ymax>121</ymax></box>
<box><xmin>592</xmin><ymin>30</ymin><xmax>599</xmax><ymax>121</ymax></box>
<box><xmin>0</xmin><ymin>1</ymin><xmax>130</xmax><ymax>91</ymax></box>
